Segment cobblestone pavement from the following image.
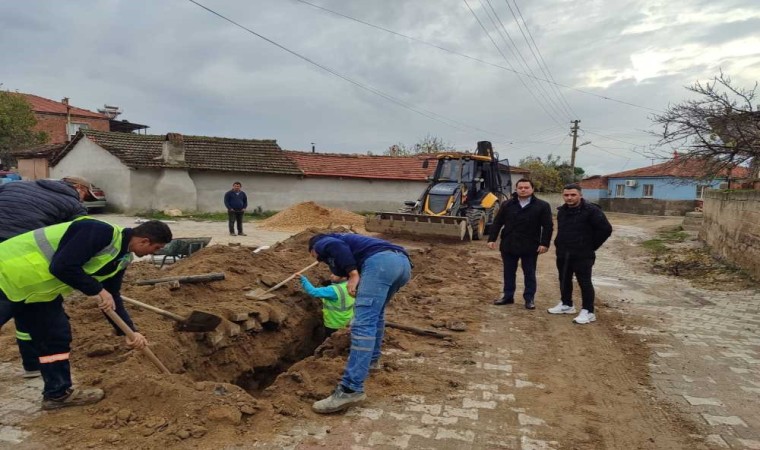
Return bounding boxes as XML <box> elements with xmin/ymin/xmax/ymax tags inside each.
<box><xmin>250</xmin><ymin>306</ymin><xmax>559</xmax><ymax>450</ymax></box>
<box><xmin>0</xmin><ymin>364</ymin><xmax>42</xmax><ymax>446</ymax></box>
<box><xmin>594</xmin><ymin>221</ymin><xmax>760</xmax><ymax>450</ymax></box>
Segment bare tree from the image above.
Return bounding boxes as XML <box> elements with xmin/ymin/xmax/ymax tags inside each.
<box><xmin>651</xmin><ymin>71</ymin><xmax>759</xmax><ymax>180</ymax></box>
<box><xmin>384</xmin><ymin>134</ymin><xmax>455</xmax><ymax>156</ymax></box>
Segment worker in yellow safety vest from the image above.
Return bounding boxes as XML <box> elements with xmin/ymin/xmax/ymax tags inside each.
<box><xmin>0</xmin><ymin>217</ymin><xmax>172</xmax><ymax>410</ymax></box>
<box><xmin>299</xmin><ymin>274</ymin><xmax>355</xmax><ymax>336</ymax></box>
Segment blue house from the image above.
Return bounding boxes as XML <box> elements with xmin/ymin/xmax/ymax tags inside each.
<box><xmin>589</xmin><ymin>157</ymin><xmax>748</xmax><ymax>215</ymax></box>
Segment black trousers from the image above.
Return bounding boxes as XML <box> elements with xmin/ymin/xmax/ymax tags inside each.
<box><xmin>228</xmin><ymin>210</ymin><xmax>244</xmax><ymax>234</ymax></box>
<box><xmin>501</xmin><ymin>251</ymin><xmax>538</xmax><ymax>301</ymax></box>
<box><xmin>556</xmin><ymin>254</ymin><xmax>596</xmax><ymax>313</ymax></box>
<box><xmin>4</xmin><ymin>292</ymin><xmax>72</xmax><ymax>399</ymax></box>
<box><xmin>0</xmin><ymin>295</ymin><xmax>39</xmax><ymax>371</ymax></box>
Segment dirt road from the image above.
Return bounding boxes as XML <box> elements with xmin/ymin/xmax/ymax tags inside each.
<box><xmin>1</xmin><ymin>212</ymin><xmax>756</xmax><ymax>449</ymax></box>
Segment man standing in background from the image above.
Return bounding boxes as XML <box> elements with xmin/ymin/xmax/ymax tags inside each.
<box><xmin>224</xmin><ymin>181</ymin><xmax>248</xmax><ymax>236</ymax></box>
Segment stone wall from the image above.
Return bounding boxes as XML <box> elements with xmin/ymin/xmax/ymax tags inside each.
<box><xmin>701</xmin><ymin>190</ymin><xmax>760</xmax><ymax>281</ymax></box>
<box><xmin>598</xmin><ymin>198</ymin><xmax>696</xmax><ymax>216</ymax></box>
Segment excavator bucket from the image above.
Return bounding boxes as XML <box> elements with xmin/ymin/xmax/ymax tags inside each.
<box><xmin>365</xmin><ymin>212</ymin><xmax>472</xmax><ymax>240</ymax></box>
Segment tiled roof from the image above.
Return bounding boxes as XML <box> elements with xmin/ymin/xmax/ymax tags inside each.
<box><xmin>10</xmin><ymin>143</ymin><xmax>68</xmax><ymax>158</ymax></box>
<box><xmin>16</xmin><ymin>93</ymin><xmax>108</xmax><ymax>120</ymax></box>
<box><xmin>287</xmin><ymin>151</ymin><xmax>434</xmax><ymax>181</ymax></box>
<box><xmin>606</xmin><ymin>158</ymin><xmax>749</xmax><ymax>179</ymax></box>
<box><xmin>579</xmin><ymin>176</ymin><xmax>608</xmax><ymax>190</ymax></box>
<box><xmin>287</xmin><ymin>151</ymin><xmax>528</xmax><ymax>181</ymax></box>
<box><xmin>51</xmin><ymin>130</ymin><xmax>303</xmax><ymax>175</ymax></box>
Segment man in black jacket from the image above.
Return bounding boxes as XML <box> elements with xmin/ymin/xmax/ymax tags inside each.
<box><xmin>548</xmin><ymin>184</ymin><xmax>612</xmax><ymax>324</ymax></box>
<box><xmin>488</xmin><ymin>179</ymin><xmax>553</xmax><ymax>310</ymax></box>
<box><xmin>0</xmin><ymin>178</ymin><xmax>89</xmax><ymax>377</ymax></box>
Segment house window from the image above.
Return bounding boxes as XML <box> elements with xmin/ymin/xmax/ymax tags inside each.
<box><xmin>696</xmin><ymin>185</ymin><xmax>709</xmax><ymax>199</ymax></box>
<box><xmin>68</xmin><ymin>122</ymin><xmax>89</xmax><ymax>137</ymax></box>
<box><xmin>615</xmin><ymin>184</ymin><xmax>625</xmax><ymax>197</ymax></box>
<box><xmin>642</xmin><ymin>184</ymin><xmax>654</xmax><ymax>198</ymax></box>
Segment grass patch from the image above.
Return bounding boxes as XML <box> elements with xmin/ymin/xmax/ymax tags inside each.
<box><xmin>640</xmin><ymin>225</ymin><xmax>689</xmax><ymax>254</ymax></box>
<box><xmin>136</xmin><ymin>210</ymin><xmax>278</xmax><ymax>222</ymax></box>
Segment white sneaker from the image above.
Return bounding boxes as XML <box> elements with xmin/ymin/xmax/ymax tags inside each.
<box><xmin>547</xmin><ymin>302</ymin><xmax>576</xmax><ymax>314</ymax></box>
<box><xmin>573</xmin><ymin>309</ymin><xmax>596</xmax><ymax>324</ymax></box>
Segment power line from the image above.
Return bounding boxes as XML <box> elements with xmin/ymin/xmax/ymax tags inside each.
<box><xmin>186</xmin><ymin>0</ymin><xmax>518</xmax><ymax>142</ymax></box>
<box><xmin>479</xmin><ymin>0</ymin><xmax>570</xmax><ymax>121</ymax></box>
<box><xmin>508</xmin><ymin>0</ymin><xmax>577</xmax><ymax>118</ymax></box>
<box><xmin>292</xmin><ymin>0</ymin><xmax>662</xmax><ymax>113</ymax></box>
<box><xmin>463</xmin><ymin>0</ymin><xmax>564</xmax><ymax>126</ymax></box>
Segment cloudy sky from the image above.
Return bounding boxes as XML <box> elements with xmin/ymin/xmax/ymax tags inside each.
<box><xmin>2</xmin><ymin>0</ymin><xmax>759</xmax><ymax>175</ymax></box>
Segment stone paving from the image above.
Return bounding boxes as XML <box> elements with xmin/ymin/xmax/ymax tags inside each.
<box><xmin>594</xmin><ymin>224</ymin><xmax>760</xmax><ymax>450</ymax></box>
<box><xmin>0</xmin><ymin>363</ymin><xmax>42</xmax><ymax>445</ymax></box>
<box><xmin>253</xmin><ymin>306</ymin><xmax>559</xmax><ymax>450</ymax></box>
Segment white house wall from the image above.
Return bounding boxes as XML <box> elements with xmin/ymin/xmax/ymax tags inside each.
<box><xmin>50</xmin><ymin>137</ymin><xmax>132</xmax><ymax>210</ymax></box>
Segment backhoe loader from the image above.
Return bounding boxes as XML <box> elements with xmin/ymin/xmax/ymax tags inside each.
<box><xmin>365</xmin><ymin>141</ymin><xmax>511</xmax><ymax>240</ymax></box>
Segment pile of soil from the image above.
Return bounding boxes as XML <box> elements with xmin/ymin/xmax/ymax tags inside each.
<box><xmin>0</xmin><ymin>229</ymin><xmax>485</xmax><ymax>449</ymax></box>
<box><xmin>258</xmin><ymin>201</ymin><xmax>365</xmax><ymax>232</ymax></box>
<box><xmin>651</xmin><ymin>247</ymin><xmax>754</xmax><ymax>290</ymax></box>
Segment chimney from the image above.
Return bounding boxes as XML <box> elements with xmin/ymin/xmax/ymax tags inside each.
<box><xmin>61</xmin><ymin>97</ymin><xmax>69</xmax><ymax>106</ymax></box>
<box><xmin>311</xmin><ymin>142</ymin><xmax>316</xmax><ymax>153</ymax></box>
<box><xmin>161</xmin><ymin>133</ymin><xmax>186</xmax><ymax>165</ymax></box>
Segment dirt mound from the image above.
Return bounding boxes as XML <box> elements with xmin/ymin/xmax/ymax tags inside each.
<box><xmin>259</xmin><ymin>201</ymin><xmax>365</xmax><ymax>232</ymax></box>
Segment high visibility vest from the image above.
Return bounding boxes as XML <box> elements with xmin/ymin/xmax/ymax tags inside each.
<box><xmin>321</xmin><ymin>282</ymin><xmax>355</xmax><ymax>329</ymax></box>
<box><xmin>0</xmin><ymin>217</ymin><xmax>131</xmax><ymax>303</ymax></box>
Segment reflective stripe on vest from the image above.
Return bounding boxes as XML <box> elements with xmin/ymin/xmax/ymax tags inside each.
<box><xmin>321</xmin><ymin>282</ymin><xmax>355</xmax><ymax>329</ymax></box>
<box><xmin>0</xmin><ymin>217</ymin><xmax>129</xmax><ymax>303</ymax></box>
<box><xmin>15</xmin><ymin>330</ymin><xmax>32</xmax><ymax>341</ymax></box>
<box><xmin>39</xmin><ymin>353</ymin><xmax>70</xmax><ymax>364</ymax></box>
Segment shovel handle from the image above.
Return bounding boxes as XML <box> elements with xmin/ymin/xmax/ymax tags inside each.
<box><xmin>265</xmin><ymin>261</ymin><xmax>319</xmax><ymax>294</ymax></box>
<box><xmin>122</xmin><ymin>296</ymin><xmax>185</xmax><ymax>323</ymax></box>
<box><xmin>102</xmin><ymin>308</ymin><xmax>171</xmax><ymax>374</ymax></box>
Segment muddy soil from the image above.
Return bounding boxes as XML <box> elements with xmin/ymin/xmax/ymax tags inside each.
<box><xmin>0</xmin><ymin>211</ymin><xmax>707</xmax><ymax>449</ymax></box>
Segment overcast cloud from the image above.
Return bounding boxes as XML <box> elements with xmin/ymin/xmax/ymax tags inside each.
<box><xmin>1</xmin><ymin>0</ymin><xmax>758</xmax><ymax>175</ymax></box>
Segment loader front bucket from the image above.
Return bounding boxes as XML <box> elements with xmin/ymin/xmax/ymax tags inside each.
<box><xmin>365</xmin><ymin>212</ymin><xmax>471</xmax><ymax>240</ymax></box>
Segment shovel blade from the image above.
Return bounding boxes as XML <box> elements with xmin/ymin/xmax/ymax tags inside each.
<box><xmin>176</xmin><ymin>311</ymin><xmax>222</xmax><ymax>332</ymax></box>
<box><xmin>245</xmin><ymin>288</ymin><xmax>277</xmax><ymax>301</ymax></box>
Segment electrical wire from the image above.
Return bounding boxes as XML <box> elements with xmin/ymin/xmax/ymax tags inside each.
<box><xmin>292</xmin><ymin>0</ymin><xmax>662</xmax><ymax>113</ymax></box>
<box><xmin>508</xmin><ymin>0</ymin><xmax>577</xmax><ymax>118</ymax></box>
<box><xmin>186</xmin><ymin>0</ymin><xmax>517</xmax><ymax>142</ymax></box>
<box><xmin>463</xmin><ymin>0</ymin><xmax>565</xmax><ymax>126</ymax></box>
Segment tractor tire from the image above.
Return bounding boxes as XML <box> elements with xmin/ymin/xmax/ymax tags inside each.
<box><xmin>467</xmin><ymin>209</ymin><xmax>487</xmax><ymax>241</ymax></box>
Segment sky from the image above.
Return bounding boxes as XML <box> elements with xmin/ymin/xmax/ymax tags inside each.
<box><xmin>1</xmin><ymin>0</ymin><xmax>759</xmax><ymax>176</ymax></box>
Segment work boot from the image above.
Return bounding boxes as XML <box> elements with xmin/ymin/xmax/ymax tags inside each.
<box><xmin>229</xmin><ymin>232</ymin><xmax>236</xmax><ymax>236</ymax></box>
<box><xmin>238</xmin><ymin>232</ymin><xmax>247</xmax><ymax>236</ymax></box>
<box><xmin>41</xmin><ymin>387</ymin><xmax>104</xmax><ymax>411</ymax></box>
<box><xmin>312</xmin><ymin>385</ymin><xmax>366</xmax><ymax>414</ymax></box>
<box><xmin>493</xmin><ymin>297</ymin><xmax>514</xmax><ymax>305</ymax></box>
<box><xmin>525</xmin><ymin>299</ymin><xmax>535</xmax><ymax>310</ymax></box>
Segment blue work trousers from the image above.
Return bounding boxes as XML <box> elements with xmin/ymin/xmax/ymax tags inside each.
<box><xmin>341</xmin><ymin>251</ymin><xmax>411</xmax><ymax>393</ymax></box>
<box><xmin>0</xmin><ymin>294</ymin><xmax>40</xmax><ymax>372</ymax></box>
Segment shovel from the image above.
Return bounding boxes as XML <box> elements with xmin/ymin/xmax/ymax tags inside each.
<box><xmin>246</xmin><ymin>261</ymin><xmax>319</xmax><ymax>300</ymax></box>
<box><xmin>122</xmin><ymin>295</ymin><xmax>222</xmax><ymax>332</ymax></box>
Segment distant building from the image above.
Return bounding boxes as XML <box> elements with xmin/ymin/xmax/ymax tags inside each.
<box><xmin>581</xmin><ymin>156</ymin><xmax>749</xmax><ymax>215</ymax></box>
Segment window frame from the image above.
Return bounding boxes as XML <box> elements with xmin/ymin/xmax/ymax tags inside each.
<box><xmin>642</xmin><ymin>184</ymin><xmax>654</xmax><ymax>198</ymax></box>
<box><xmin>615</xmin><ymin>184</ymin><xmax>625</xmax><ymax>198</ymax></box>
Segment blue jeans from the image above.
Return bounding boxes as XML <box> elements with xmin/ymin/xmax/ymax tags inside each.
<box><xmin>0</xmin><ymin>294</ymin><xmax>40</xmax><ymax>372</ymax></box>
<box><xmin>501</xmin><ymin>251</ymin><xmax>538</xmax><ymax>301</ymax></box>
<box><xmin>341</xmin><ymin>251</ymin><xmax>411</xmax><ymax>393</ymax></box>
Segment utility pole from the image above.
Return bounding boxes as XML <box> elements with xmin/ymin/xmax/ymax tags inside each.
<box><xmin>569</xmin><ymin>120</ymin><xmax>580</xmax><ymax>182</ymax></box>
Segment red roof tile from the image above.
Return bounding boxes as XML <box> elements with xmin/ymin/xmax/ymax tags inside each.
<box><xmin>51</xmin><ymin>130</ymin><xmax>302</xmax><ymax>175</ymax></box>
<box><xmin>15</xmin><ymin>93</ymin><xmax>107</xmax><ymax>120</ymax></box>
<box><xmin>287</xmin><ymin>151</ymin><xmax>528</xmax><ymax>181</ymax></box>
<box><xmin>606</xmin><ymin>158</ymin><xmax>749</xmax><ymax>179</ymax></box>
<box><xmin>579</xmin><ymin>176</ymin><xmax>608</xmax><ymax>189</ymax></box>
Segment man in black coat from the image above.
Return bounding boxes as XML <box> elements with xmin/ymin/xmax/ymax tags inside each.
<box><xmin>487</xmin><ymin>179</ymin><xmax>553</xmax><ymax>309</ymax></box>
<box><xmin>548</xmin><ymin>184</ymin><xmax>612</xmax><ymax>324</ymax></box>
<box><xmin>0</xmin><ymin>177</ymin><xmax>89</xmax><ymax>377</ymax></box>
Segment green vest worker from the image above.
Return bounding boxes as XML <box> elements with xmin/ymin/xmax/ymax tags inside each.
<box><xmin>299</xmin><ymin>275</ymin><xmax>355</xmax><ymax>336</ymax></box>
<box><xmin>0</xmin><ymin>218</ymin><xmax>172</xmax><ymax>410</ymax></box>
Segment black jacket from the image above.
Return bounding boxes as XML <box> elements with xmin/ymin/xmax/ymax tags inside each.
<box><xmin>488</xmin><ymin>194</ymin><xmax>553</xmax><ymax>255</ymax></box>
<box><xmin>554</xmin><ymin>199</ymin><xmax>612</xmax><ymax>258</ymax></box>
<box><xmin>0</xmin><ymin>180</ymin><xmax>87</xmax><ymax>241</ymax></box>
